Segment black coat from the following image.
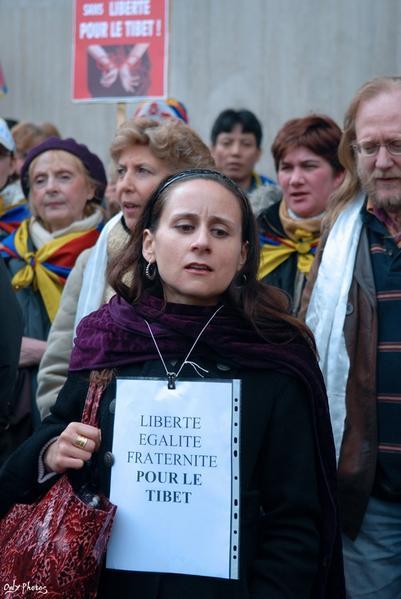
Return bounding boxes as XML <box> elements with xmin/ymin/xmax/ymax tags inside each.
<box><xmin>0</xmin><ymin>357</ymin><xmax>326</xmax><ymax>599</ymax></box>
<box><xmin>0</xmin><ymin>256</ymin><xmax>23</xmax><ymax>463</ymax></box>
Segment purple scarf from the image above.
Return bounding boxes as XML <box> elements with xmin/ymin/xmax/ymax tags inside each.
<box><xmin>71</xmin><ymin>293</ymin><xmax>316</xmax><ymax>376</ymax></box>
<box><xmin>69</xmin><ymin>293</ymin><xmax>344</xmax><ymax>598</ymax></box>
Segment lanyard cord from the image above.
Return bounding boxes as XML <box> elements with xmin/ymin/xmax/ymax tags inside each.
<box><xmin>144</xmin><ymin>304</ymin><xmax>224</xmax><ymax>389</ymax></box>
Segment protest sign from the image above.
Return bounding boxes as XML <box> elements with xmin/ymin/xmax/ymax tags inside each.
<box><xmin>72</xmin><ymin>0</ymin><xmax>168</xmax><ymax>101</ymax></box>
<box><xmin>106</xmin><ymin>377</ymin><xmax>241</xmax><ymax>580</ymax></box>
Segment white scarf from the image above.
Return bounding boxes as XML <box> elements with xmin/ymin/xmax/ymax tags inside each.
<box><xmin>74</xmin><ymin>211</ymin><xmax>123</xmax><ymax>332</ymax></box>
<box><xmin>29</xmin><ymin>207</ymin><xmax>103</xmax><ymax>249</ymax></box>
<box><xmin>306</xmin><ymin>192</ymin><xmax>365</xmax><ymax>460</ymax></box>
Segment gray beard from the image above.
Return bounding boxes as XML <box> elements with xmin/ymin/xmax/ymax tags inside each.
<box><xmin>361</xmin><ymin>180</ymin><xmax>401</xmax><ymax>230</ymax></box>
<box><xmin>358</xmin><ymin>168</ymin><xmax>401</xmax><ymax>213</ymax></box>
<box><xmin>365</xmin><ymin>191</ymin><xmax>401</xmax><ymax>214</ymax></box>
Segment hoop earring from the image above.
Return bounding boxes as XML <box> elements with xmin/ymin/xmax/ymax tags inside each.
<box><xmin>145</xmin><ymin>261</ymin><xmax>157</xmax><ymax>281</ymax></box>
<box><xmin>235</xmin><ymin>272</ymin><xmax>247</xmax><ymax>287</ymax></box>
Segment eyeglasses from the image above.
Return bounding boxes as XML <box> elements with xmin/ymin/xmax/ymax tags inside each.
<box><xmin>351</xmin><ymin>139</ymin><xmax>401</xmax><ymax>157</ymax></box>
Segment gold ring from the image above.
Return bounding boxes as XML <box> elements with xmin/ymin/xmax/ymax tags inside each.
<box><xmin>74</xmin><ymin>434</ymin><xmax>89</xmax><ymax>449</ymax></box>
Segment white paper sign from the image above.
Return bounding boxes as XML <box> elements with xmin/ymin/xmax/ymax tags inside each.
<box><xmin>106</xmin><ymin>377</ymin><xmax>241</xmax><ymax>579</ymax></box>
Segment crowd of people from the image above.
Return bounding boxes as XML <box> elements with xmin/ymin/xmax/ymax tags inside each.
<box><xmin>0</xmin><ymin>77</ymin><xmax>400</xmax><ymax>597</ymax></box>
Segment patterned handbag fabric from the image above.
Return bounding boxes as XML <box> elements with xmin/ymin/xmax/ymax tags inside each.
<box><xmin>0</xmin><ymin>372</ymin><xmax>117</xmax><ymax>599</ymax></box>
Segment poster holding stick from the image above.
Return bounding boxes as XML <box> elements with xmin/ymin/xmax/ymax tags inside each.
<box><xmin>116</xmin><ymin>102</ymin><xmax>126</xmax><ymax>127</ymax></box>
<box><xmin>106</xmin><ymin>377</ymin><xmax>241</xmax><ymax>580</ymax></box>
<box><xmin>72</xmin><ymin>0</ymin><xmax>169</xmax><ymax>102</ymax></box>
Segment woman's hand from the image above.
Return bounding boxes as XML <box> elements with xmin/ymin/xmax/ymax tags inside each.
<box><xmin>19</xmin><ymin>336</ymin><xmax>47</xmax><ymax>367</ymax></box>
<box><xmin>44</xmin><ymin>422</ymin><xmax>102</xmax><ymax>474</ymax></box>
<box><xmin>100</xmin><ymin>63</ymin><xmax>118</xmax><ymax>88</ymax></box>
<box><xmin>87</xmin><ymin>45</ymin><xmax>119</xmax><ymax>88</ymax></box>
<box><xmin>119</xmin><ymin>62</ymin><xmax>140</xmax><ymax>92</ymax></box>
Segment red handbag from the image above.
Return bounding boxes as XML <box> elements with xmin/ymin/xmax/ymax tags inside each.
<box><xmin>0</xmin><ymin>372</ymin><xmax>117</xmax><ymax>599</ymax></box>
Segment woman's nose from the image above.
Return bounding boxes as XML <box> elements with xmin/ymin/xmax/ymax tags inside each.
<box><xmin>126</xmin><ymin>172</ymin><xmax>137</xmax><ymax>189</ymax></box>
<box><xmin>117</xmin><ymin>170</ymin><xmax>137</xmax><ymax>195</ymax></box>
<box><xmin>44</xmin><ymin>175</ymin><xmax>59</xmax><ymax>192</ymax></box>
<box><xmin>191</xmin><ymin>227</ymin><xmax>211</xmax><ymax>250</ymax></box>
<box><xmin>289</xmin><ymin>167</ymin><xmax>305</xmax><ymax>185</ymax></box>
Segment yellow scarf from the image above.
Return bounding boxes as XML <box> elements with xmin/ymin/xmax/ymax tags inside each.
<box><xmin>258</xmin><ymin>201</ymin><xmax>322</xmax><ymax>280</ymax></box>
<box><xmin>8</xmin><ymin>220</ymin><xmax>99</xmax><ymax>322</ymax></box>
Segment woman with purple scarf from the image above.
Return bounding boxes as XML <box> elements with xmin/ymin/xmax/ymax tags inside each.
<box><xmin>0</xmin><ymin>169</ymin><xmax>344</xmax><ymax>598</ymax></box>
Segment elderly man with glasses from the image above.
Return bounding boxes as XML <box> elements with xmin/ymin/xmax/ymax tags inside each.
<box><xmin>301</xmin><ymin>76</ymin><xmax>401</xmax><ymax>598</ymax></box>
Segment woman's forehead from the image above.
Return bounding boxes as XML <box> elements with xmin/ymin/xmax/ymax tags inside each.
<box><xmin>167</xmin><ymin>176</ymin><xmax>234</xmax><ymax>196</ymax></box>
<box><xmin>30</xmin><ymin>150</ymin><xmax>83</xmax><ymax>174</ymax></box>
<box><xmin>162</xmin><ymin>178</ymin><xmax>242</xmax><ymax>218</ymax></box>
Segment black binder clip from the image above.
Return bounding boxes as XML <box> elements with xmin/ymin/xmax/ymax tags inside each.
<box><xmin>167</xmin><ymin>372</ymin><xmax>176</xmax><ymax>390</ymax></box>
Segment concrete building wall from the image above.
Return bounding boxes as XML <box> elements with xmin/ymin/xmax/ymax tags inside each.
<box><xmin>1</xmin><ymin>0</ymin><xmax>400</xmax><ymax>175</ymax></box>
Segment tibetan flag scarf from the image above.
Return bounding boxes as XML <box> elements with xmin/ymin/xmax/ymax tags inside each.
<box><xmin>0</xmin><ymin>201</ymin><xmax>31</xmax><ymax>236</ymax></box>
<box><xmin>0</xmin><ymin>219</ymin><xmax>102</xmax><ymax>322</ymax></box>
<box><xmin>258</xmin><ymin>200</ymin><xmax>321</xmax><ymax>280</ymax></box>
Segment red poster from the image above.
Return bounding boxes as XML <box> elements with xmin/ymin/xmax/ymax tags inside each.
<box><xmin>72</xmin><ymin>0</ymin><xmax>168</xmax><ymax>101</ymax></box>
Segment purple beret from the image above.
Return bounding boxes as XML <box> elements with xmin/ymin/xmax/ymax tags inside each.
<box><xmin>20</xmin><ymin>136</ymin><xmax>107</xmax><ymax>202</ymax></box>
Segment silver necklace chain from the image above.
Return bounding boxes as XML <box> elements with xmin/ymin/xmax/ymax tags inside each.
<box><xmin>144</xmin><ymin>304</ymin><xmax>224</xmax><ymax>389</ymax></box>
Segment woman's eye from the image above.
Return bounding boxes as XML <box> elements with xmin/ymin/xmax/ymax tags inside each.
<box><xmin>116</xmin><ymin>166</ymin><xmax>126</xmax><ymax>177</ymax></box>
<box><xmin>212</xmin><ymin>228</ymin><xmax>229</xmax><ymax>238</ymax></box>
<box><xmin>175</xmin><ymin>223</ymin><xmax>193</xmax><ymax>232</ymax></box>
<box><xmin>33</xmin><ymin>177</ymin><xmax>46</xmax><ymax>186</ymax></box>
